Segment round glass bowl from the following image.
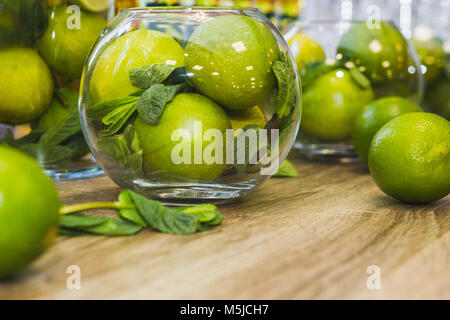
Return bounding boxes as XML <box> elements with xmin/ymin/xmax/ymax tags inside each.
<box><xmin>284</xmin><ymin>20</ymin><xmax>423</xmax><ymax>161</ymax></box>
<box><xmin>80</xmin><ymin>7</ymin><xmax>301</xmax><ymax>204</ymax></box>
<box><xmin>0</xmin><ymin>0</ymin><xmax>108</xmax><ymax>180</ymax></box>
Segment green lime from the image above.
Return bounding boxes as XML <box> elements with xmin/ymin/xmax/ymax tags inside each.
<box><xmin>0</xmin><ymin>146</ymin><xmax>60</xmax><ymax>278</ymax></box>
<box><xmin>68</xmin><ymin>0</ymin><xmax>109</xmax><ymax>13</ymax></box>
<box><xmin>33</xmin><ymin>87</ymin><xmax>79</xmax><ymax>131</ymax></box>
<box><xmin>287</xmin><ymin>33</ymin><xmax>325</xmax><ymax>71</ymax></box>
<box><xmin>228</xmin><ymin>106</ymin><xmax>266</xmax><ymax>134</ymax></box>
<box><xmin>38</xmin><ymin>4</ymin><xmax>106</xmax><ymax>79</ymax></box>
<box><xmin>352</xmin><ymin>96</ymin><xmax>422</xmax><ymax>162</ymax></box>
<box><xmin>412</xmin><ymin>38</ymin><xmax>445</xmax><ymax>84</ymax></box>
<box><xmin>134</xmin><ymin>93</ymin><xmax>231</xmax><ymax>181</ymax></box>
<box><xmin>90</xmin><ymin>29</ymin><xmax>185</xmax><ymax>104</ymax></box>
<box><xmin>425</xmin><ymin>79</ymin><xmax>450</xmax><ymax>120</ymax></box>
<box><xmin>337</xmin><ymin>21</ymin><xmax>410</xmax><ymax>83</ymax></box>
<box><xmin>369</xmin><ymin>112</ymin><xmax>450</xmax><ymax>204</ymax></box>
<box><xmin>301</xmin><ymin>68</ymin><xmax>374</xmax><ymax>141</ymax></box>
<box><xmin>0</xmin><ymin>47</ymin><xmax>54</xmax><ymax>125</ymax></box>
<box><xmin>185</xmin><ymin>15</ymin><xmax>279</xmax><ymax>110</ymax></box>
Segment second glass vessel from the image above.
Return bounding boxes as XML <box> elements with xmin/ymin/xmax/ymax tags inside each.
<box><xmin>284</xmin><ymin>20</ymin><xmax>422</xmax><ymax>161</ymax></box>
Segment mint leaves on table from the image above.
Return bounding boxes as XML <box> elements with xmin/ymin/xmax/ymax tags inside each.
<box><xmin>59</xmin><ymin>189</ymin><xmax>224</xmax><ymax>236</ymax></box>
<box><xmin>88</xmin><ymin>63</ymin><xmax>187</xmax><ymax>138</ymax></box>
<box><xmin>60</xmin><ymin>213</ymin><xmax>143</xmax><ymax>236</ymax></box>
<box><xmin>273</xmin><ymin>159</ymin><xmax>298</xmax><ymax>178</ymax></box>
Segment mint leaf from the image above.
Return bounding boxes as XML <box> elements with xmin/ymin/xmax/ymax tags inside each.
<box><xmin>129</xmin><ymin>63</ymin><xmax>176</xmax><ymax>89</ymax></box>
<box><xmin>300</xmin><ymin>61</ymin><xmax>339</xmax><ymax>89</ymax></box>
<box><xmin>12</xmin><ymin>129</ymin><xmax>45</xmax><ymax>145</ymax></box>
<box><xmin>273</xmin><ymin>159</ymin><xmax>298</xmax><ymax>178</ymax></box>
<box><xmin>99</xmin><ymin>101</ymin><xmax>136</xmax><ymax>137</ymax></box>
<box><xmin>120</xmin><ymin>190</ymin><xmax>199</xmax><ymax>234</ymax></box>
<box><xmin>60</xmin><ymin>213</ymin><xmax>142</xmax><ymax>236</ymax></box>
<box><xmin>17</xmin><ymin>143</ymin><xmax>73</xmax><ymax>167</ymax></box>
<box><xmin>97</xmin><ymin>133</ymin><xmax>143</xmax><ymax>174</ymax></box>
<box><xmin>181</xmin><ymin>204</ymin><xmax>219</xmax><ymax>223</ymax></box>
<box><xmin>349</xmin><ymin>66</ymin><xmax>371</xmax><ymax>89</ymax></box>
<box><xmin>273</xmin><ymin>53</ymin><xmax>298</xmax><ymax>117</ymax></box>
<box><xmin>87</xmin><ymin>96</ymin><xmax>138</xmax><ymax>119</ymax></box>
<box><xmin>39</xmin><ymin>109</ymin><xmax>81</xmax><ymax>146</ymax></box>
<box><xmin>136</xmin><ymin>83</ymin><xmax>183</xmax><ymax>125</ymax></box>
<box><xmin>117</xmin><ymin>191</ymin><xmax>147</xmax><ymax>227</ymax></box>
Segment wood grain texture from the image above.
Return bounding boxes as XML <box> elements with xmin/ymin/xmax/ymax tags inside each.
<box><xmin>0</xmin><ymin>156</ymin><xmax>448</xmax><ymax>299</ymax></box>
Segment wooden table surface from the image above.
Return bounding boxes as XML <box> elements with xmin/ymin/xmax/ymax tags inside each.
<box><xmin>1</xmin><ymin>155</ymin><xmax>449</xmax><ymax>300</ymax></box>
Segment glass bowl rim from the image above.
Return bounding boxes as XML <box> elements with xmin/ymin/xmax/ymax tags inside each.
<box><xmin>119</xmin><ymin>6</ymin><xmax>262</xmax><ymax>14</ymax></box>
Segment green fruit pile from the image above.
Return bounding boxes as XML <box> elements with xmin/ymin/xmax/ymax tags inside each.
<box><xmin>0</xmin><ymin>2</ymin><xmax>107</xmax><ymax>168</ymax></box>
<box><xmin>87</xmin><ymin>15</ymin><xmax>297</xmax><ymax>181</ymax></box>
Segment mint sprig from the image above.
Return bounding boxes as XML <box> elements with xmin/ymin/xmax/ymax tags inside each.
<box><xmin>59</xmin><ymin>190</ymin><xmax>224</xmax><ymax>236</ymax></box>
<box><xmin>87</xmin><ymin>63</ymin><xmax>187</xmax><ymax>138</ymax></box>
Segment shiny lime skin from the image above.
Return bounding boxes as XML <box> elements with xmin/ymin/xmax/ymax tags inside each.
<box><xmin>134</xmin><ymin>93</ymin><xmax>232</xmax><ymax>181</ymax></box>
<box><xmin>0</xmin><ymin>47</ymin><xmax>54</xmax><ymax>125</ymax></box>
<box><xmin>337</xmin><ymin>21</ymin><xmax>410</xmax><ymax>84</ymax></box>
<box><xmin>352</xmin><ymin>97</ymin><xmax>422</xmax><ymax>162</ymax></box>
<box><xmin>90</xmin><ymin>29</ymin><xmax>185</xmax><ymax>104</ymax></box>
<box><xmin>301</xmin><ymin>69</ymin><xmax>374</xmax><ymax>141</ymax></box>
<box><xmin>0</xmin><ymin>146</ymin><xmax>60</xmax><ymax>278</ymax></box>
<box><xmin>369</xmin><ymin>113</ymin><xmax>450</xmax><ymax>204</ymax></box>
<box><xmin>38</xmin><ymin>5</ymin><xmax>106</xmax><ymax>79</ymax></box>
<box><xmin>185</xmin><ymin>15</ymin><xmax>279</xmax><ymax>110</ymax></box>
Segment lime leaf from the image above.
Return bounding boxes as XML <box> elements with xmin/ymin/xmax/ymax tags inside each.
<box><xmin>129</xmin><ymin>63</ymin><xmax>176</xmax><ymax>89</ymax></box>
<box><xmin>273</xmin><ymin>159</ymin><xmax>298</xmax><ymax>178</ymax></box>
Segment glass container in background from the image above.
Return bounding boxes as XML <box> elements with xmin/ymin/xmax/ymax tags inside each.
<box><xmin>411</xmin><ymin>0</ymin><xmax>450</xmax><ymax>120</ymax></box>
<box><xmin>284</xmin><ymin>20</ymin><xmax>422</xmax><ymax>161</ymax></box>
<box><xmin>0</xmin><ymin>0</ymin><xmax>109</xmax><ymax>180</ymax></box>
<box><xmin>80</xmin><ymin>7</ymin><xmax>301</xmax><ymax>204</ymax></box>
<box><xmin>114</xmin><ymin>0</ymin><xmax>305</xmax><ymax>28</ymax></box>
